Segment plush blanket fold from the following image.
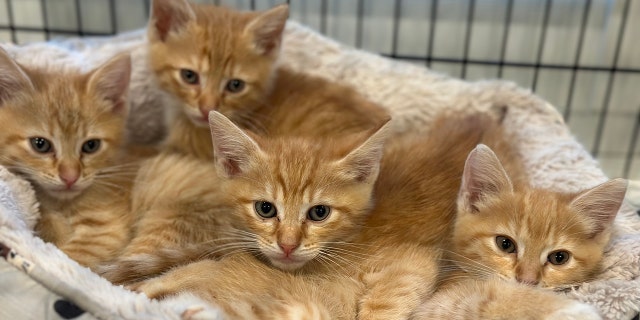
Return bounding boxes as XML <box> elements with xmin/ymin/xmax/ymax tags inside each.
<box><xmin>0</xmin><ymin>21</ymin><xmax>639</xmax><ymax>320</ymax></box>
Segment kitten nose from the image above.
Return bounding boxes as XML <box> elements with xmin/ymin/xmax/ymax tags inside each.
<box><xmin>516</xmin><ymin>275</ymin><xmax>539</xmax><ymax>286</ymax></box>
<box><xmin>278</xmin><ymin>243</ymin><xmax>299</xmax><ymax>257</ymax></box>
<box><xmin>59</xmin><ymin>172</ymin><xmax>79</xmax><ymax>188</ymax></box>
<box><xmin>199</xmin><ymin>106</ymin><xmax>214</xmax><ymax>120</ymax></box>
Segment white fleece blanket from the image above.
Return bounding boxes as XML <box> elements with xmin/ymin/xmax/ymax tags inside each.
<box><xmin>1</xmin><ymin>21</ymin><xmax>639</xmax><ymax>320</ymax></box>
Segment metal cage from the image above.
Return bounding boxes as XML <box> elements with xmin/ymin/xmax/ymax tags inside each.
<box><xmin>1</xmin><ymin>0</ymin><xmax>638</xmax><ymax>179</ymax></box>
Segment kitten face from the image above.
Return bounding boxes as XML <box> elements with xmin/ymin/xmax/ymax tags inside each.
<box><xmin>148</xmin><ymin>0</ymin><xmax>288</xmax><ymax>127</ymax></box>
<box><xmin>0</xmin><ymin>51</ymin><xmax>131</xmax><ymax>200</ymax></box>
<box><xmin>231</xmin><ymin>152</ymin><xmax>374</xmax><ymax>271</ymax></box>
<box><xmin>454</xmin><ymin>145</ymin><xmax>627</xmax><ymax>288</ymax></box>
<box><xmin>209</xmin><ymin>112</ymin><xmax>388</xmax><ymax>271</ymax></box>
<box><xmin>454</xmin><ymin>191</ymin><xmax>606</xmax><ymax>288</ymax></box>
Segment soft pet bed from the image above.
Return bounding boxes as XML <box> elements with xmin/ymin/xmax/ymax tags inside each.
<box><xmin>1</xmin><ymin>21</ymin><xmax>639</xmax><ymax>320</ymax></box>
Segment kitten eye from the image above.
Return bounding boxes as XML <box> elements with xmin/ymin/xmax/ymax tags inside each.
<box><xmin>180</xmin><ymin>69</ymin><xmax>199</xmax><ymax>85</ymax></box>
<box><xmin>225</xmin><ymin>79</ymin><xmax>245</xmax><ymax>93</ymax></box>
<box><xmin>81</xmin><ymin>139</ymin><xmax>101</xmax><ymax>154</ymax></box>
<box><xmin>547</xmin><ymin>250</ymin><xmax>570</xmax><ymax>265</ymax></box>
<box><xmin>29</xmin><ymin>137</ymin><xmax>53</xmax><ymax>153</ymax></box>
<box><xmin>308</xmin><ymin>205</ymin><xmax>331</xmax><ymax>222</ymax></box>
<box><xmin>254</xmin><ymin>201</ymin><xmax>277</xmax><ymax>219</ymax></box>
<box><xmin>495</xmin><ymin>236</ymin><xmax>516</xmax><ymax>254</ymax></box>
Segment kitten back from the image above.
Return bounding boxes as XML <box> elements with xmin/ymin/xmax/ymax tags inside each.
<box><xmin>363</xmin><ymin>113</ymin><xmax>498</xmax><ymax>247</ymax></box>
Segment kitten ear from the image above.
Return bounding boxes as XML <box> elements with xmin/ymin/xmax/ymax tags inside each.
<box><xmin>149</xmin><ymin>0</ymin><xmax>196</xmax><ymax>42</ymax></box>
<box><xmin>208</xmin><ymin>111</ymin><xmax>262</xmax><ymax>178</ymax></box>
<box><xmin>336</xmin><ymin>120</ymin><xmax>391</xmax><ymax>183</ymax></box>
<box><xmin>0</xmin><ymin>47</ymin><xmax>33</xmax><ymax>105</ymax></box>
<box><xmin>86</xmin><ymin>53</ymin><xmax>131</xmax><ymax>115</ymax></box>
<box><xmin>244</xmin><ymin>4</ymin><xmax>289</xmax><ymax>55</ymax></box>
<box><xmin>569</xmin><ymin>178</ymin><xmax>627</xmax><ymax>237</ymax></box>
<box><xmin>459</xmin><ymin>144</ymin><xmax>514</xmax><ymax>213</ymax></box>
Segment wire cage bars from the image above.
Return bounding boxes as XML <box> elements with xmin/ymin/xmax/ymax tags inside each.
<box><xmin>0</xmin><ymin>0</ymin><xmax>638</xmax><ymax>180</ymax></box>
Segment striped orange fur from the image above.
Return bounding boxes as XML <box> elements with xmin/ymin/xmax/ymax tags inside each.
<box><xmin>147</xmin><ymin>0</ymin><xmax>389</xmax><ymax>159</ymax></box>
<box><xmin>0</xmin><ymin>48</ymin><xmax>140</xmax><ymax>268</ymax></box>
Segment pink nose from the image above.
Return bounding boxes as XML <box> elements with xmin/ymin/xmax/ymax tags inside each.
<box><xmin>60</xmin><ymin>173</ymin><xmax>79</xmax><ymax>188</ymax></box>
<box><xmin>278</xmin><ymin>243</ymin><xmax>299</xmax><ymax>257</ymax></box>
<box><xmin>516</xmin><ymin>275</ymin><xmax>539</xmax><ymax>286</ymax></box>
<box><xmin>199</xmin><ymin>107</ymin><xmax>214</xmax><ymax>120</ymax></box>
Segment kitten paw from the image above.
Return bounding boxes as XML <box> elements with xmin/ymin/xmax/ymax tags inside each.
<box><xmin>96</xmin><ymin>254</ymin><xmax>159</xmax><ymax>284</ymax></box>
<box><xmin>276</xmin><ymin>302</ymin><xmax>330</xmax><ymax>320</ymax></box>
<box><xmin>180</xmin><ymin>306</ymin><xmax>222</xmax><ymax>320</ymax></box>
<box><xmin>545</xmin><ymin>301</ymin><xmax>602</xmax><ymax>320</ymax></box>
<box><xmin>123</xmin><ymin>280</ymin><xmax>146</xmax><ymax>293</ymax></box>
<box><xmin>162</xmin><ymin>293</ymin><xmax>226</xmax><ymax>320</ymax></box>
<box><xmin>126</xmin><ymin>278</ymin><xmax>172</xmax><ymax>300</ymax></box>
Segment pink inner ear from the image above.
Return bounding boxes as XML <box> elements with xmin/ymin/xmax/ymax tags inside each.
<box><xmin>0</xmin><ymin>63</ymin><xmax>31</xmax><ymax>105</ymax></box>
<box><xmin>460</xmin><ymin>145</ymin><xmax>513</xmax><ymax>214</ymax></box>
<box><xmin>222</xmin><ymin>158</ymin><xmax>242</xmax><ymax>177</ymax></box>
<box><xmin>150</xmin><ymin>0</ymin><xmax>194</xmax><ymax>42</ymax></box>
<box><xmin>153</xmin><ymin>7</ymin><xmax>174</xmax><ymax>42</ymax></box>
<box><xmin>350</xmin><ymin>158</ymin><xmax>376</xmax><ymax>182</ymax></box>
<box><xmin>217</xmin><ymin>143</ymin><xmax>240</xmax><ymax>176</ymax></box>
<box><xmin>466</xmin><ymin>190</ymin><xmax>482</xmax><ymax>213</ymax></box>
<box><xmin>247</xmin><ymin>7</ymin><xmax>289</xmax><ymax>56</ymax></box>
<box><xmin>254</xmin><ymin>30</ymin><xmax>282</xmax><ymax>56</ymax></box>
<box><xmin>215</xmin><ymin>142</ymin><xmax>249</xmax><ymax>178</ymax></box>
<box><xmin>569</xmin><ymin>179</ymin><xmax>627</xmax><ymax>237</ymax></box>
<box><xmin>111</xmin><ymin>98</ymin><xmax>126</xmax><ymax>114</ymax></box>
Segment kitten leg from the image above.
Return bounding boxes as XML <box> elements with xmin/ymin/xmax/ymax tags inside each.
<box><xmin>357</xmin><ymin>243</ymin><xmax>441</xmax><ymax>320</ymax></box>
<box><xmin>57</xmin><ymin>207</ymin><xmax>131</xmax><ymax>268</ymax></box>
<box><xmin>99</xmin><ymin>199</ymin><xmax>233</xmax><ymax>284</ymax></box>
<box><xmin>98</xmin><ymin>208</ymin><xmax>198</xmax><ymax>284</ymax></box>
<box><xmin>413</xmin><ymin>277</ymin><xmax>601</xmax><ymax>320</ymax></box>
<box><xmin>131</xmin><ymin>256</ymin><xmax>335</xmax><ymax>320</ymax></box>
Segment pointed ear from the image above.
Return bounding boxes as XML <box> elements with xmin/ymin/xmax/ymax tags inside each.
<box><xmin>569</xmin><ymin>178</ymin><xmax>627</xmax><ymax>237</ymax></box>
<box><xmin>0</xmin><ymin>47</ymin><xmax>33</xmax><ymax>105</ymax></box>
<box><xmin>86</xmin><ymin>53</ymin><xmax>131</xmax><ymax>115</ymax></box>
<box><xmin>148</xmin><ymin>0</ymin><xmax>196</xmax><ymax>42</ymax></box>
<box><xmin>335</xmin><ymin>120</ymin><xmax>391</xmax><ymax>183</ymax></box>
<box><xmin>244</xmin><ymin>4</ymin><xmax>289</xmax><ymax>55</ymax></box>
<box><xmin>208</xmin><ymin>111</ymin><xmax>262</xmax><ymax>178</ymax></box>
<box><xmin>458</xmin><ymin>144</ymin><xmax>514</xmax><ymax>213</ymax></box>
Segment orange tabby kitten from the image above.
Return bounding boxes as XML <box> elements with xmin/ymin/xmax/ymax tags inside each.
<box><xmin>117</xmin><ymin>111</ymin><xmax>490</xmax><ymax>319</ymax></box>
<box><xmin>449</xmin><ymin>144</ymin><xmax>626</xmax><ymax>289</ymax></box>
<box><xmin>112</xmin><ymin>113</ymin><xmax>470</xmax><ymax>318</ymax></box>
<box><xmin>100</xmin><ymin>0</ymin><xmax>388</xmax><ymax>283</ymax></box>
<box><xmin>122</xmin><ymin>112</ymin><xmax>440</xmax><ymax>319</ymax></box>
<box><xmin>0</xmin><ymin>48</ymin><xmax>138</xmax><ymax>268</ymax></box>
<box><xmin>413</xmin><ymin>144</ymin><xmax>625</xmax><ymax>319</ymax></box>
<box><xmin>148</xmin><ymin>0</ymin><xmax>388</xmax><ymax>159</ymax></box>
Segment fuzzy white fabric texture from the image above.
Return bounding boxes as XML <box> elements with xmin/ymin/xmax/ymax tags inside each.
<box><xmin>1</xmin><ymin>21</ymin><xmax>639</xmax><ymax>319</ymax></box>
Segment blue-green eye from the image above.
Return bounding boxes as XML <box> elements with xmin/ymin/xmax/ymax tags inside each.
<box><xmin>29</xmin><ymin>137</ymin><xmax>52</xmax><ymax>153</ymax></box>
<box><xmin>180</xmin><ymin>69</ymin><xmax>199</xmax><ymax>85</ymax></box>
<box><xmin>308</xmin><ymin>205</ymin><xmax>331</xmax><ymax>221</ymax></box>
<box><xmin>225</xmin><ymin>79</ymin><xmax>245</xmax><ymax>93</ymax></box>
<box><xmin>255</xmin><ymin>201</ymin><xmax>277</xmax><ymax>218</ymax></box>
<box><xmin>81</xmin><ymin>139</ymin><xmax>101</xmax><ymax>154</ymax></box>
